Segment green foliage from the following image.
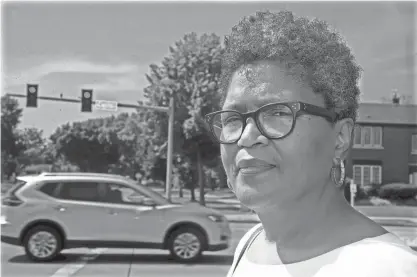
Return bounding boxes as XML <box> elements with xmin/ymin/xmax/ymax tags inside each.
<box><xmin>50</xmin><ymin>116</ymin><xmax>123</xmax><ymax>172</ymax></box>
<box><xmin>378</xmin><ymin>183</ymin><xmax>417</xmax><ymax>200</ymax></box>
<box><xmin>1</xmin><ymin>96</ymin><xmax>23</xmax><ymax>154</ymax></box>
<box><xmin>1</xmin><ymin>95</ymin><xmax>24</xmax><ymax>178</ymax></box>
<box><xmin>1</xmin><ymin>96</ymin><xmax>55</xmax><ymax>178</ymax></box>
<box><xmin>15</xmin><ymin>128</ymin><xmax>47</xmax><ymax>167</ymax></box>
<box><xmin>360</xmin><ymin>183</ymin><xmax>382</xmax><ymax>198</ymax></box>
<box><xmin>1</xmin><ymin>32</ymin><xmax>227</xmax><ymax>201</ymax></box>
<box><xmin>143</xmin><ymin>32</ymin><xmax>224</xmax><ymax>204</ymax></box>
<box><xmin>49</xmin><ymin>111</ymin><xmax>159</xmax><ymax>176</ymax></box>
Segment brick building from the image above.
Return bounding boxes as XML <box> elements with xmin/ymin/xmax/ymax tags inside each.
<box><xmin>345</xmin><ymin>102</ymin><xmax>417</xmax><ymax>186</ymax></box>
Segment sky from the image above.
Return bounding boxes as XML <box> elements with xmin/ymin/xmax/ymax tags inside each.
<box><xmin>2</xmin><ymin>1</ymin><xmax>416</xmax><ymax>137</ymax></box>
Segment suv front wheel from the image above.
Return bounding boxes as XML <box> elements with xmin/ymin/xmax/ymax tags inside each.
<box><xmin>23</xmin><ymin>225</ymin><xmax>63</xmax><ymax>262</ymax></box>
<box><xmin>167</xmin><ymin>227</ymin><xmax>205</xmax><ymax>263</ymax></box>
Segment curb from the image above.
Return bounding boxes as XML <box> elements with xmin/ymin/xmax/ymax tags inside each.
<box><xmin>224</xmin><ymin>215</ymin><xmax>417</xmax><ymax>226</ymax></box>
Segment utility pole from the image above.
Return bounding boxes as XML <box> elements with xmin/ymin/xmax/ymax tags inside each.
<box><xmin>350</xmin><ymin>182</ymin><xmax>357</xmax><ymax>207</ymax></box>
<box><xmin>165</xmin><ymin>97</ymin><xmax>174</xmax><ymax>201</ymax></box>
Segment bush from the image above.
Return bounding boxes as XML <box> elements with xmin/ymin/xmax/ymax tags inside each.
<box><xmin>362</xmin><ymin>183</ymin><xmax>382</xmax><ymax>197</ymax></box>
<box><xmin>354</xmin><ymin>183</ymin><xmax>381</xmax><ymax>200</ymax></box>
<box><xmin>355</xmin><ymin>185</ymin><xmax>368</xmax><ymax>200</ymax></box>
<box><xmin>378</xmin><ymin>183</ymin><xmax>417</xmax><ymax>200</ymax></box>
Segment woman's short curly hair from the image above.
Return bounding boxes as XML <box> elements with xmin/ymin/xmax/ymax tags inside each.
<box><xmin>220</xmin><ymin>10</ymin><xmax>363</xmax><ymax>122</ymax></box>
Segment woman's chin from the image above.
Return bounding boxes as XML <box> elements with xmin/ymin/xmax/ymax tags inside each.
<box><xmin>235</xmin><ymin>187</ymin><xmax>270</xmax><ymax>211</ymax></box>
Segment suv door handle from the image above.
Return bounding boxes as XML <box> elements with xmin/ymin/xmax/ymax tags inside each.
<box><xmin>55</xmin><ymin>206</ymin><xmax>66</xmax><ymax>212</ymax></box>
<box><xmin>109</xmin><ymin>210</ymin><xmax>118</xmax><ymax>215</ymax></box>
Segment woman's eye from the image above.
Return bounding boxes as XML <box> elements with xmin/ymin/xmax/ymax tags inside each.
<box><xmin>265</xmin><ymin>109</ymin><xmax>291</xmax><ymax>116</ymax></box>
<box><xmin>223</xmin><ymin>116</ymin><xmax>240</xmax><ymax>124</ymax></box>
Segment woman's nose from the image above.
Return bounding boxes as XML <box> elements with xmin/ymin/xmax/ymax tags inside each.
<box><xmin>237</xmin><ymin>118</ymin><xmax>268</xmax><ymax>147</ymax></box>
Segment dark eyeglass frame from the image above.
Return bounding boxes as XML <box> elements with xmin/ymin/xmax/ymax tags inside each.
<box><xmin>205</xmin><ymin>101</ymin><xmax>338</xmax><ymax>144</ymax></box>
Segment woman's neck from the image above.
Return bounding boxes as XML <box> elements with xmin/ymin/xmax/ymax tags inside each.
<box><xmin>256</xmin><ymin>183</ymin><xmax>352</xmax><ymax>249</ymax></box>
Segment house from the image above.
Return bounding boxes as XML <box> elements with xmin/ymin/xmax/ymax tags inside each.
<box><xmin>345</xmin><ymin>102</ymin><xmax>417</xmax><ymax>186</ymax></box>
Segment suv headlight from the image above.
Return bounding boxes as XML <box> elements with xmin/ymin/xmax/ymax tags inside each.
<box><xmin>208</xmin><ymin>214</ymin><xmax>225</xmax><ymax>222</ymax></box>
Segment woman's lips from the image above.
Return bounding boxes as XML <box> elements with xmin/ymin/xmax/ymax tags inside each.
<box><xmin>239</xmin><ymin>165</ymin><xmax>276</xmax><ymax>175</ymax></box>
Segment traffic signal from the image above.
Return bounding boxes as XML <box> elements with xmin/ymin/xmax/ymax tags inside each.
<box><xmin>26</xmin><ymin>84</ymin><xmax>38</xmax><ymax>107</ymax></box>
<box><xmin>81</xmin><ymin>89</ymin><xmax>93</xmax><ymax>112</ymax></box>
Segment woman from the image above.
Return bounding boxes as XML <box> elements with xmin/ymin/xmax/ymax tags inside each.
<box><xmin>205</xmin><ymin>10</ymin><xmax>417</xmax><ymax>277</ymax></box>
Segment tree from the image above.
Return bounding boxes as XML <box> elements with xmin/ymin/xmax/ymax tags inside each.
<box><xmin>109</xmin><ymin>111</ymin><xmax>158</xmax><ymax>178</ymax></box>
<box><xmin>15</xmin><ymin>127</ymin><xmax>47</xmax><ymax>167</ymax></box>
<box><xmin>1</xmin><ymin>95</ymin><xmax>23</xmax><ymax>179</ymax></box>
<box><xmin>183</xmin><ymin>116</ymin><xmax>220</xmax><ymax>205</ymax></box>
<box><xmin>143</xmin><ymin>32</ymin><xmax>223</xmax><ymax>205</ymax></box>
<box><xmin>50</xmin><ymin>117</ymin><xmax>122</xmax><ymax>172</ymax></box>
<box><xmin>1</xmin><ymin>96</ymin><xmax>54</xmax><ymax>177</ymax></box>
<box><xmin>49</xmin><ymin>111</ymin><xmax>159</xmax><ymax>177</ymax></box>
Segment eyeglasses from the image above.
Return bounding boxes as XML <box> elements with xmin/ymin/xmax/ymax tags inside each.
<box><xmin>205</xmin><ymin>101</ymin><xmax>337</xmax><ymax>144</ymax></box>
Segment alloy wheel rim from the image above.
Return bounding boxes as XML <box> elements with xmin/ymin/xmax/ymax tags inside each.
<box><xmin>28</xmin><ymin>231</ymin><xmax>57</xmax><ymax>258</ymax></box>
<box><xmin>173</xmin><ymin>233</ymin><xmax>201</xmax><ymax>259</ymax></box>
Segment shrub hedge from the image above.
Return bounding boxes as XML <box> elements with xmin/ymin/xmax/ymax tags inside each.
<box><xmin>378</xmin><ymin>183</ymin><xmax>417</xmax><ymax>200</ymax></box>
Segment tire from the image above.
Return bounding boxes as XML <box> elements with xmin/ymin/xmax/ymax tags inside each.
<box><xmin>167</xmin><ymin>227</ymin><xmax>205</xmax><ymax>263</ymax></box>
<box><xmin>23</xmin><ymin>225</ymin><xmax>63</xmax><ymax>262</ymax></box>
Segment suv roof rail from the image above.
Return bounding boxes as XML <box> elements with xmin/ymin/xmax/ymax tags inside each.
<box><xmin>40</xmin><ymin>172</ymin><xmax>127</xmax><ymax>178</ymax></box>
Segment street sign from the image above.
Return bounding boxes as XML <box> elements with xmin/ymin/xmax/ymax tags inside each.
<box><xmin>350</xmin><ymin>182</ymin><xmax>357</xmax><ymax>194</ymax></box>
<box><xmin>95</xmin><ymin>100</ymin><xmax>118</xmax><ymax>112</ymax></box>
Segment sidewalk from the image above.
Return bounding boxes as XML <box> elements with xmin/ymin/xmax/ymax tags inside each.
<box><xmin>154</xmin><ymin>187</ymin><xmax>417</xmax><ymax>225</ymax></box>
<box><xmin>223</xmin><ymin>212</ymin><xmax>417</xmax><ymax>226</ymax></box>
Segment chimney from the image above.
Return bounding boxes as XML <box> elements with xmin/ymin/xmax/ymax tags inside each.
<box><xmin>392</xmin><ymin>89</ymin><xmax>400</xmax><ymax>105</ymax></box>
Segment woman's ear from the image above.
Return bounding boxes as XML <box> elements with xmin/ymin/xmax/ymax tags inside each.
<box><xmin>334</xmin><ymin>118</ymin><xmax>354</xmax><ymax>160</ymax></box>
<box><xmin>227</xmin><ymin>179</ymin><xmax>234</xmax><ymax>192</ymax></box>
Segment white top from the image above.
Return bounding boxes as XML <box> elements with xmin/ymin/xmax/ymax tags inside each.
<box><xmin>227</xmin><ymin>223</ymin><xmax>417</xmax><ymax>277</ymax></box>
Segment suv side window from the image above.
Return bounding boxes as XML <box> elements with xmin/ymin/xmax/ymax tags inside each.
<box><xmin>100</xmin><ymin>183</ymin><xmax>154</xmax><ymax>206</ymax></box>
<box><xmin>38</xmin><ymin>183</ymin><xmax>60</xmax><ymax>197</ymax></box>
<box><xmin>57</xmin><ymin>182</ymin><xmax>100</xmax><ymax>202</ymax></box>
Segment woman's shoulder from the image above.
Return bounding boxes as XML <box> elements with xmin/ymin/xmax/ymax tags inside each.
<box><xmin>334</xmin><ymin>233</ymin><xmax>417</xmax><ymax>275</ymax></box>
<box><xmin>345</xmin><ymin>232</ymin><xmax>417</xmax><ymax>255</ymax></box>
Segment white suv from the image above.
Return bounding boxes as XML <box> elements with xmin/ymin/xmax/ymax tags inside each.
<box><xmin>1</xmin><ymin>173</ymin><xmax>231</xmax><ymax>263</ymax></box>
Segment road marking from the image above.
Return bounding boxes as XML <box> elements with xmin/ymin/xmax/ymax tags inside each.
<box><xmin>50</xmin><ymin>248</ymin><xmax>107</xmax><ymax>277</ymax></box>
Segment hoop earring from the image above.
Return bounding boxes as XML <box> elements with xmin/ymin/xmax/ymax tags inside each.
<box><xmin>331</xmin><ymin>159</ymin><xmax>345</xmax><ymax>188</ymax></box>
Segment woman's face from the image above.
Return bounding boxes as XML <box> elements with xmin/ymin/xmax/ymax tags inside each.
<box><xmin>221</xmin><ymin>61</ymin><xmax>339</xmax><ymax>212</ymax></box>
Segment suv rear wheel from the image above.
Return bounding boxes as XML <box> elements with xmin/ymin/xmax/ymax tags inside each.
<box><xmin>23</xmin><ymin>225</ymin><xmax>63</xmax><ymax>262</ymax></box>
<box><xmin>167</xmin><ymin>227</ymin><xmax>205</xmax><ymax>263</ymax></box>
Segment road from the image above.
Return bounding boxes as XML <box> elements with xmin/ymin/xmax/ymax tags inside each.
<box><xmin>2</xmin><ymin>223</ymin><xmax>416</xmax><ymax>277</ymax></box>
<box><xmin>1</xmin><ymin>223</ymin><xmax>250</xmax><ymax>277</ymax></box>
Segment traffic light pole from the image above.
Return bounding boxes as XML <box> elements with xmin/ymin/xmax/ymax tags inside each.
<box><xmin>5</xmin><ymin>93</ymin><xmax>175</xmax><ymax>201</ymax></box>
<box><xmin>5</xmin><ymin>93</ymin><xmax>170</xmax><ymax>112</ymax></box>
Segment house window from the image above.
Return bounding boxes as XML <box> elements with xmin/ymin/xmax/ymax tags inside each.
<box><xmin>411</xmin><ymin>134</ymin><xmax>417</xmax><ymax>154</ymax></box>
<box><xmin>353</xmin><ymin>126</ymin><xmax>383</xmax><ymax>148</ymax></box>
<box><xmin>353</xmin><ymin>165</ymin><xmax>382</xmax><ymax>185</ymax></box>
<box><xmin>409</xmin><ymin>165</ymin><xmax>417</xmax><ymax>185</ymax></box>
